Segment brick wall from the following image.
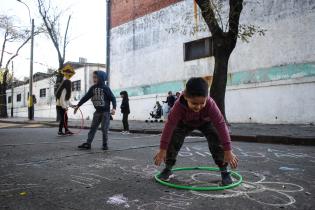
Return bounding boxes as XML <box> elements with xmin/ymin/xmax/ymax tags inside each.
<box><xmin>111</xmin><ymin>0</ymin><xmax>182</xmax><ymax>28</ymax></box>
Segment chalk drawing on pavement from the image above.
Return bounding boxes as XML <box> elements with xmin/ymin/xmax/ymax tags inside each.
<box><xmin>190</xmin><ymin>171</ymin><xmax>304</xmax><ymax>207</ymax></box>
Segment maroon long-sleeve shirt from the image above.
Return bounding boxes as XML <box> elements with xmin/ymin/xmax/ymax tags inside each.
<box><xmin>160</xmin><ymin>96</ymin><xmax>232</xmax><ymax>151</ymax></box>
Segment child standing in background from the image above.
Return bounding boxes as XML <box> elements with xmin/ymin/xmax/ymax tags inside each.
<box><xmin>154</xmin><ymin>77</ymin><xmax>238</xmax><ymax>185</ymax></box>
<box><xmin>56</xmin><ymin>77</ymin><xmax>74</xmax><ymax>136</ymax></box>
<box><xmin>120</xmin><ymin>91</ymin><xmax>130</xmax><ymax>134</ymax></box>
<box><xmin>74</xmin><ymin>71</ymin><xmax>116</xmax><ymax>150</ymax></box>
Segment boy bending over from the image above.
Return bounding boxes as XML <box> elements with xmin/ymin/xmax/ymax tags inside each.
<box><xmin>154</xmin><ymin>77</ymin><xmax>238</xmax><ymax>185</ymax></box>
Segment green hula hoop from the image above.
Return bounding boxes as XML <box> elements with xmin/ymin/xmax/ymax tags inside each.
<box><xmin>154</xmin><ymin>166</ymin><xmax>243</xmax><ymax>191</ymax></box>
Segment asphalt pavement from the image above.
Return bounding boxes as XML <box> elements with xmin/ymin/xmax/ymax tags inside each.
<box><xmin>0</xmin><ymin>123</ymin><xmax>314</xmax><ymax>210</ymax></box>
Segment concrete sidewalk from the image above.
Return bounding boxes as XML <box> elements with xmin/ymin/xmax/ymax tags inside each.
<box><xmin>0</xmin><ymin>117</ymin><xmax>315</xmax><ymax>146</ymax></box>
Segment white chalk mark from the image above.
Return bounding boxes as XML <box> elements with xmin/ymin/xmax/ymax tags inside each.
<box><xmin>70</xmin><ymin>172</ymin><xmax>113</xmax><ymax>188</ymax></box>
<box><xmin>204</xmin><ymin>152</ymin><xmax>212</xmax><ymax>156</ymax></box>
<box><xmin>258</xmin><ymin>182</ymin><xmax>304</xmax><ymax>193</ymax></box>
<box><xmin>107</xmin><ymin>194</ymin><xmax>130</xmax><ymax>208</ymax></box>
<box><xmin>194</xmin><ymin>151</ymin><xmax>206</xmax><ymax>157</ymax></box>
<box><xmin>70</xmin><ymin>179</ymin><xmax>93</xmax><ymax>187</ymax></box>
<box><xmin>178</xmin><ymin>151</ymin><xmax>193</xmax><ymax>157</ymax></box>
<box><xmin>138</xmin><ymin>192</ymin><xmax>197</xmax><ymax>210</ymax></box>
<box><xmin>279</xmin><ymin>166</ymin><xmax>303</xmax><ymax>172</ymax></box>
<box><xmin>245</xmin><ymin>190</ymin><xmax>296</xmax><ymax>207</ymax></box>
<box><xmin>189</xmin><ymin>170</ymin><xmax>304</xmax><ymax>207</ymax></box>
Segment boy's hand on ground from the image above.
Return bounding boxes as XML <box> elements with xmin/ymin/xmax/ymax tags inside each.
<box><xmin>154</xmin><ymin>149</ymin><xmax>167</xmax><ymax>166</ymax></box>
<box><xmin>224</xmin><ymin>150</ymin><xmax>239</xmax><ymax>169</ymax></box>
<box><xmin>111</xmin><ymin>109</ymin><xmax>116</xmax><ymax>115</ymax></box>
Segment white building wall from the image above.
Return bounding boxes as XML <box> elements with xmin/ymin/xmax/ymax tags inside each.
<box><xmin>7</xmin><ymin>65</ymin><xmax>106</xmax><ymax>120</ymax></box>
<box><xmin>109</xmin><ymin>0</ymin><xmax>315</xmax><ymax>124</ymax></box>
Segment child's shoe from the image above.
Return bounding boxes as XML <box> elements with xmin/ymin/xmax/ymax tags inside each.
<box><xmin>157</xmin><ymin>168</ymin><xmax>174</xmax><ymax>181</ymax></box>
<box><xmin>102</xmin><ymin>144</ymin><xmax>109</xmax><ymax>150</ymax></box>
<box><xmin>78</xmin><ymin>143</ymin><xmax>91</xmax><ymax>150</ymax></box>
<box><xmin>221</xmin><ymin>171</ymin><xmax>233</xmax><ymax>186</ymax></box>
<box><xmin>58</xmin><ymin>132</ymin><xmax>66</xmax><ymax>136</ymax></box>
<box><xmin>65</xmin><ymin>130</ymin><xmax>74</xmax><ymax>135</ymax></box>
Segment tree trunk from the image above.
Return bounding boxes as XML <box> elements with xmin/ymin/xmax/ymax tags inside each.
<box><xmin>55</xmin><ymin>63</ymin><xmax>64</xmax><ymax>121</ymax></box>
<box><xmin>0</xmin><ymin>70</ymin><xmax>8</xmax><ymax>118</ymax></box>
<box><xmin>210</xmin><ymin>33</ymin><xmax>234</xmax><ymax>120</ymax></box>
<box><xmin>211</xmin><ymin>55</ymin><xmax>229</xmax><ymax>119</ymax></box>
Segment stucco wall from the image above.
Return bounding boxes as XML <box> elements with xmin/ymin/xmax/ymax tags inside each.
<box><xmin>109</xmin><ymin>0</ymin><xmax>315</xmax><ymax>124</ymax></box>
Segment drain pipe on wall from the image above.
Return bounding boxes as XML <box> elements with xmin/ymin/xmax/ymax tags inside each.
<box><xmin>106</xmin><ymin>0</ymin><xmax>111</xmax><ymax>86</ymax></box>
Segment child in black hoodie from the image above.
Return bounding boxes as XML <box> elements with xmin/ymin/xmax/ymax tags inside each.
<box><xmin>120</xmin><ymin>91</ymin><xmax>130</xmax><ymax>134</ymax></box>
<box><xmin>74</xmin><ymin>71</ymin><xmax>116</xmax><ymax>150</ymax></box>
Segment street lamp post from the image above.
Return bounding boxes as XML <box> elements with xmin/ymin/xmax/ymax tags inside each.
<box><xmin>17</xmin><ymin>0</ymin><xmax>34</xmax><ymax>120</ymax></box>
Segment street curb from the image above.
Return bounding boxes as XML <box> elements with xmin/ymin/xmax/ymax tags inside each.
<box><xmin>1</xmin><ymin>120</ymin><xmax>315</xmax><ymax>146</ymax></box>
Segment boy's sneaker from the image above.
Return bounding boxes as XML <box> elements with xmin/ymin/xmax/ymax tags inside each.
<box><xmin>65</xmin><ymin>131</ymin><xmax>74</xmax><ymax>136</ymax></box>
<box><xmin>221</xmin><ymin>171</ymin><xmax>233</xmax><ymax>186</ymax></box>
<box><xmin>78</xmin><ymin>143</ymin><xmax>91</xmax><ymax>150</ymax></box>
<box><xmin>58</xmin><ymin>132</ymin><xmax>66</xmax><ymax>136</ymax></box>
<box><xmin>121</xmin><ymin>131</ymin><xmax>126</xmax><ymax>134</ymax></box>
<box><xmin>157</xmin><ymin>168</ymin><xmax>174</xmax><ymax>181</ymax></box>
<box><xmin>102</xmin><ymin>145</ymin><xmax>108</xmax><ymax>150</ymax></box>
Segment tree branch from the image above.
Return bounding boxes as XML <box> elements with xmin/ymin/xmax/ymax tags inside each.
<box><xmin>0</xmin><ymin>32</ymin><xmax>8</xmax><ymax>68</ymax></box>
<box><xmin>228</xmin><ymin>0</ymin><xmax>243</xmax><ymax>39</ymax></box>
<box><xmin>195</xmin><ymin>0</ymin><xmax>222</xmax><ymax>36</ymax></box>
<box><xmin>5</xmin><ymin>36</ymin><xmax>31</xmax><ymax>69</ymax></box>
<box><xmin>37</xmin><ymin>0</ymin><xmax>69</xmax><ymax>69</ymax></box>
<box><xmin>62</xmin><ymin>15</ymin><xmax>71</xmax><ymax>64</ymax></box>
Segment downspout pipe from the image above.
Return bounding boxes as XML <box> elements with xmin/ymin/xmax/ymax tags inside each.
<box><xmin>106</xmin><ymin>0</ymin><xmax>111</xmax><ymax>86</ymax></box>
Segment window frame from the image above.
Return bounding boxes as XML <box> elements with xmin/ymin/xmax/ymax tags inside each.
<box><xmin>39</xmin><ymin>88</ymin><xmax>46</xmax><ymax>98</ymax></box>
<box><xmin>17</xmin><ymin>94</ymin><xmax>21</xmax><ymax>102</ymax></box>
<box><xmin>72</xmin><ymin>80</ymin><xmax>81</xmax><ymax>91</ymax></box>
<box><xmin>183</xmin><ymin>37</ymin><xmax>213</xmax><ymax>62</ymax></box>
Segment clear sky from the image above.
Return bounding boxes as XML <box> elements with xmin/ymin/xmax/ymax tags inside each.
<box><xmin>0</xmin><ymin>0</ymin><xmax>106</xmax><ymax>80</ymax></box>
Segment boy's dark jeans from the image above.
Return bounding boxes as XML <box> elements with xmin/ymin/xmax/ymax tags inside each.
<box><xmin>87</xmin><ymin>111</ymin><xmax>110</xmax><ymax>146</ymax></box>
<box><xmin>122</xmin><ymin>113</ymin><xmax>129</xmax><ymax>131</ymax></box>
<box><xmin>57</xmin><ymin>106</ymin><xmax>69</xmax><ymax>133</ymax></box>
<box><xmin>166</xmin><ymin>122</ymin><xmax>226</xmax><ymax>169</ymax></box>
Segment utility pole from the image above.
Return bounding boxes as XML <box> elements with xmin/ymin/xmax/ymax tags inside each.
<box><xmin>11</xmin><ymin>61</ymin><xmax>14</xmax><ymax>117</ymax></box>
<box><xmin>17</xmin><ymin>0</ymin><xmax>34</xmax><ymax>120</ymax></box>
<box><xmin>28</xmin><ymin>18</ymin><xmax>34</xmax><ymax>120</ymax></box>
<box><xmin>106</xmin><ymin>0</ymin><xmax>111</xmax><ymax>86</ymax></box>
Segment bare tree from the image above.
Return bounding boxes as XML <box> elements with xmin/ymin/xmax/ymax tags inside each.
<box><xmin>194</xmin><ymin>0</ymin><xmax>265</xmax><ymax>119</ymax></box>
<box><xmin>0</xmin><ymin>15</ymin><xmax>33</xmax><ymax>118</ymax></box>
<box><xmin>36</xmin><ymin>0</ymin><xmax>72</xmax><ymax>120</ymax></box>
<box><xmin>37</xmin><ymin>0</ymin><xmax>71</xmax><ymax>88</ymax></box>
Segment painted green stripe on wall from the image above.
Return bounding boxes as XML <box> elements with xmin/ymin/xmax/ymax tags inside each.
<box><xmin>113</xmin><ymin>80</ymin><xmax>185</xmax><ymax>97</ymax></box>
<box><xmin>227</xmin><ymin>63</ymin><xmax>315</xmax><ymax>86</ymax></box>
<box><xmin>113</xmin><ymin>63</ymin><xmax>315</xmax><ymax>97</ymax></box>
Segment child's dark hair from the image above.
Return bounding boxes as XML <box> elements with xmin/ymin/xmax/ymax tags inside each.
<box><xmin>185</xmin><ymin>77</ymin><xmax>209</xmax><ymax>97</ymax></box>
<box><xmin>120</xmin><ymin>90</ymin><xmax>129</xmax><ymax>99</ymax></box>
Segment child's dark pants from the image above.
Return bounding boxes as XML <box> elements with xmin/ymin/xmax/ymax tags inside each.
<box><xmin>57</xmin><ymin>106</ymin><xmax>68</xmax><ymax>132</ymax></box>
<box><xmin>122</xmin><ymin>113</ymin><xmax>129</xmax><ymax>131</ymax></box>
<box><xmin>166</xmin><ymin>122</ymin><xmax>226</xmax><ymax>169</ymax></box>
<box><xmin>87</xmin><ymin>111</ymin><xmax>110</xmax><ymax>146</ymax></box>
